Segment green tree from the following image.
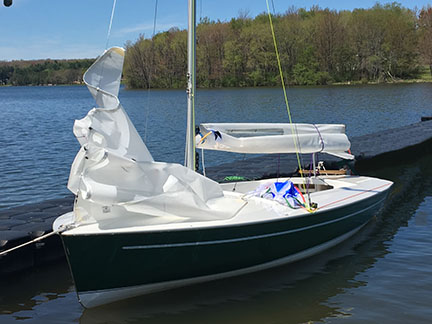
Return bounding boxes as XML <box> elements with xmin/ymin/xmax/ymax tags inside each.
<box><xmin>122</xmin><ymin>4</ymin><xmax>422</xmax><ymax>88</ymax></box>
<box><xmin>418</xmin><ymin>6</ymin><xmax>432</xmax><ymax>76</ymax></box>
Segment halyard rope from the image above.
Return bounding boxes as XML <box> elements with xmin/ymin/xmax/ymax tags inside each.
<box><xmin>265</xmin><ymin>0</ymin><xmax>312</xmax><ymax>211</ymax></box>
<box><xmin>105</xmin><ymin>0</ymin><xmax>117</xmax><ymax>49</ymax></box>
<box><xmin>144</xmin><ymin>0</ymin><xmax>159</xmax><ymax>142</ymax></box>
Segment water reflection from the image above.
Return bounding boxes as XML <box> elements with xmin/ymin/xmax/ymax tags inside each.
<box><xmin>322</xmin><ymin>154</ymin><xmax>432</xmax><ymax>323</ymax></box>
<box><xmin>0</xmin><ymin>260</ymin><xmax>80</xmax><ymax>323</ymax></box>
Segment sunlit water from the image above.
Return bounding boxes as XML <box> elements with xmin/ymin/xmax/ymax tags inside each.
<box><xmin>1</xmin><ymin>83</ymin><xmax>432</xmax><ymax>209</ymax></box>
<box><xmin>0</xmin><ymin>84</ymin><xmax>431</xmax><ymax>323</ymax></box>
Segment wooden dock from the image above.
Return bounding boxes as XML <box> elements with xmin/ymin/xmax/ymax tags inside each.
<box><xmin>1</xmin><ymin>119</ymin><xmax>431</xmax><ymax>274</ymax></box>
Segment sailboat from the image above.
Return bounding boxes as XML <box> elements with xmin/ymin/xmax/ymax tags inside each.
<box><xmin>53</xmin><ymin>0</ymin><xmax>393</xmax><ymax>308</ymax></box>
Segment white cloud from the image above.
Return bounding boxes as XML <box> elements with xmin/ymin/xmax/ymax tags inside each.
<box><xmin>114</xmin><ymin>22</ymin><xmax>185</xmax><ymax>38</ymax></box>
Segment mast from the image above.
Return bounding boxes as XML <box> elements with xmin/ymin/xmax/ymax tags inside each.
<box><xmin>185</xmin><ymin>0</ymin><xmax>196</xmax><ymax>170</ymax></box>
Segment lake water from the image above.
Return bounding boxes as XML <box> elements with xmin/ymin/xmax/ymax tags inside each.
<box><xmin>1</xmin><ymin>83</ymin><xmax>432</xmax><ymax>209</ymax></box>
<box><xmin>0</xmin><ymin>84</ymin><xmax>431</xmax><ymax>323</ymax></box>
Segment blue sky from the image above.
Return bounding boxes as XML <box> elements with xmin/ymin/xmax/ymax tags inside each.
<box><xmin>0</xmin><ymin>0</ymin><xmax>430</xmax><ymax>61</ymax></box>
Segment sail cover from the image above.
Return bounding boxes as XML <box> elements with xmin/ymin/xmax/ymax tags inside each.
<box><xmin>196</xmin><ymin>123</ymin><xmax>354</xmax><ymax>160</ymax></box>
<box><xmin>67</xmin><ymin>47</ymin><xmax>243</xmax><ymax>227</ymax></box>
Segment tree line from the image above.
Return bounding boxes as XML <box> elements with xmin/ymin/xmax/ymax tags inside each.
<box><xmin>124</xmin><ymin>3</ymin><xmax>432</xmax><ymax>88</ymax></box>
<box><xmin>1</xmin><ymin>3</ymin><xmax>431</xmax><ymax>88</ymax></box>
<box><xmin>0</xmin><ymin>59</ymin><xmax>94</xmax><ymax>86</ymax></box>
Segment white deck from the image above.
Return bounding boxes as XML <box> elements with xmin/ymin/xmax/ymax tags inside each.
<box><xmin>61</xmin><ymin>175</ymin><xmax>392</xmax><ymax>236</ymax></box>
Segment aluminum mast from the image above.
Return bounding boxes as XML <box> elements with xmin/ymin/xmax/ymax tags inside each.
<box><xmin>185</xmin><ymin>0</ymin><xmax>196</xmax><ymax>170</ymax></box>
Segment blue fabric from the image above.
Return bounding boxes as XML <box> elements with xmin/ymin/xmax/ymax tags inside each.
<box><xmin>273</xmin><ymin>181</ymin><xmax>299</xmax><ymax>198</ymax></box>
<box><xmin>274</xmin><ymin>181</ymin><xmax>286</xmax><ymax>192</ymax></box>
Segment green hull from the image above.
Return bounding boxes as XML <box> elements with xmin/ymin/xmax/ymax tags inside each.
<box><xmin>62</xmin><ymin>190</ymin><xmax>388</xmax><ymax>307</ymax></box>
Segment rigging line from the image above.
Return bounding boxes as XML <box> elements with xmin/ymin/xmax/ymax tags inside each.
<box><xmin>152</xmin><ymin>0</ymin><xmax>159</xmax><ymax>37</ymax></box>
<box><xmin>265</xmin><ymin>0</ymin><xmax>308</xmax><ymax>204</ymax></box>
<box><xmin>192</xmin><ymin>0</ymin><xmax>196</xmax><ymax>169</ymax></box>
<box><xmin>0</xmin><ymin>228</ymin><xmax>66</xmax><ymax>257</ymax></box>
<box><xmin>144</xmin><ymin>0</ymin><xmax>159</xmax><ymax>142</ymax></box>
<box><xmin>105</xmin><ymin>0</ymin><xmax>117</xmax><ymax>49</ymax></box>
<box><xmin>97</xmin><ymin>0</ymin><xmax>117</xmax><ymax>92</ymax></box>
<box><xmin>270</xmin><ymin>0</ymin><xmax>276</xmax><ymax>14</ymax></box>
<box><xmin>277</xmin><ymin>153</ymin><xmax>280</xmax><ymax>181</ymax></box>
<box><xmin>317</xmin><ymin>183</ymin><xmax>391</xmax><ymax>210</ymax></box>
<box><xmin>294</xmin><ymin>122</ymin><xmax>305</xmax><ymax>174</ymax></box>
<box><xmin>233</xmin><ymin>153</ymin><xmax>247</xmax><ymax>192</ymax></box>
<box><xmin>201</xmin><ymin>148</ymin><xmax>206</xmax><ymax>176</ymax></box>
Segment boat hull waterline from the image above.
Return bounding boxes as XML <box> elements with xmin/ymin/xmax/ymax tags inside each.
<box><xmin>61</xmin><ymin>189</ymin><xmax>389</xmax><ymax>308</ymax></box>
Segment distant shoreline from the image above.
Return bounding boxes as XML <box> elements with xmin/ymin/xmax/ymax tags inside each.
<box><xmin>1</xmin><ymin>78</ymin><xmax>431</xmax><ymax>89</ymax></box>
<box><xmin>0</xmin><ymin>82</ymin><xmax>85</xmax><ymax>87</ymax></box>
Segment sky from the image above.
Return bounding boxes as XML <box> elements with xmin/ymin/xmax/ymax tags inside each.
<box><xmin>0</xmin><ymin>0</ymin><xmax>431</xmax><ymax>61</ymax></box>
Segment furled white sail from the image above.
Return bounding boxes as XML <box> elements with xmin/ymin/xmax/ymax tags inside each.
<box><xmin>196</xmin><ymin>123</ymin><xmax>354</xmax><ymax>160</ymax></box>
<box><xmin>67</xmin><ymin>47</ymin><xmax>243</xmax><ymax>227</ymax></box>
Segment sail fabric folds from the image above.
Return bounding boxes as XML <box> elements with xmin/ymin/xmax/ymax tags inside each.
<box><xmin>68</xmin><ymin>47</ymin><xmax>242</xmax><ymax>227</ymax></box>
<box><xmin>196</xmin><ymin>123</ymin><xmax>354</xmax><ymax>160</ymax></box>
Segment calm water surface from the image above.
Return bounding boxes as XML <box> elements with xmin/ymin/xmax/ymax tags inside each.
<box><xmin>0</xmin><ymin>84</ymin><xmax>431</xmax><ymax>323</ymax></box>
<box><xmin>0</xmin><ymin>83</ymin><xmax>431</xmax><ymax>209</ymax></box>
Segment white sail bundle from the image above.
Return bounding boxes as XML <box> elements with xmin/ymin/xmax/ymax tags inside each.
<box><xmin>67</xmin><ymin>47</ymin><xmax>243</xmax><ymax>227</ymax></box>
<box><xmin>196</xmin><ymin>123</ymin><xmax>354</xmax><ymax>160</ymax></box>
